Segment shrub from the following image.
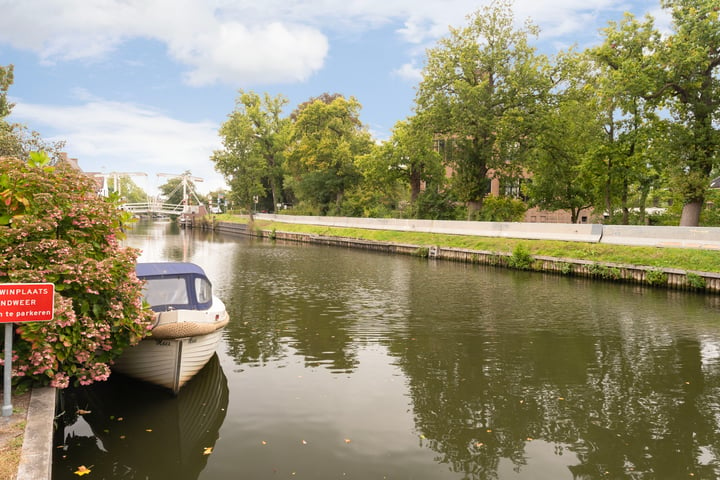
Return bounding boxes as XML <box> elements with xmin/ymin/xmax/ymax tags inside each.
<box><xmin>507</xmin><ymin>243</ymin><xmax>534</xmax><ymax>270</ymax></box>
<box><xmin>588</xmin><ymin>263</ymin><xmax>622</xmax><ymax>280</ymax></box>
<box><xmin>476</xmin><ymin>196</ymin><xmax>528</xmax><ymax>222</ymax></box>
<box><xmin>686</xmin><ymin>272</ymin><xmax>707</xmax><ymax>290</ymax></box>
<box><xmin>0</xmin><ymin>155</ymin><xmax>153</xmax><ymax>388</ymax></box>
<box><xmin>411</xmin><ymin>188</ymin><xmax>463</xmax><ymax>220</ymax></box>
<box><xmin>645</xmin><ymin>269</ymin><xmax>668</xmax><ymax>287</ymax></box>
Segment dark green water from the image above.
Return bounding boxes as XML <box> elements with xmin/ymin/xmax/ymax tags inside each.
<box><xmin>53</xmin><ymin>220</ymin><xmax>720</xmax><ymax>479</ymax></box>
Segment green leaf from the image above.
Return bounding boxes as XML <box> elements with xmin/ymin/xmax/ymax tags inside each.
<box><xmin>28</xmin><ymin>151</ymin><xmax>51</xmax><ymax>168</ymax></box>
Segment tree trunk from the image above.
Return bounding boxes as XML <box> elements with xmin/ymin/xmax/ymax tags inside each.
<box><xmin>621</xmin><ymin>177</ymin><xmax>629</xmax><ymax>225</ymax></box>
<box><xmin>638</xmin><ymin>184</ymin><xmax>650</xmax><ymax>225</ymax></box>
<box><xmin>679</xmin><ymin>200</ymin><xmax>703</xmax><ymax>226</ymax></box>
<box><xmin>269</xmin><ymin>178</ymin><xmax>278</xmax><ymax>213</ymax></box>
<box><xmin>409</xmin><ymin>169</ymin><xmax>422</xmax><ymax>203</ymax></box>
<box><xmin>570</xmin><ymin>208</ymin><xmax>579</xmax><ymax>224</ymax></box>
<box><xmin>266</xmin><ymin>154</ymin><xmax>278</xmax><ymax>213</ymax></box>
<box><xmin>467</xmin><ymin>200</ymin><xmax>483</xmax><ymax>220</ymax></box>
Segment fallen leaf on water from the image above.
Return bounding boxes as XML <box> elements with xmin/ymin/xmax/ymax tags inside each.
<box><xmin>74</xmin><ymin>465</ymin><xmax>92</xmax><ymax>476</ymax></box>
<box><xmin>203</xmin><ymin>447</ymin><xmax>213</xmax><ymax>455</ymax></box>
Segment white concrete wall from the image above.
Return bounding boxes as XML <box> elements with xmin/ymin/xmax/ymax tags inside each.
<box><xmin>601</xmin><ymin>225</ymin><xmax>720</xmax><ymax>249</ymax></box>
<box><xmin>255</xmin><ymin>214</ymin><xmax>603</xmax><ymax>242</ymax></box>
<box><xmin>255</xmin><ymin>214</ymin><xmax>720</xmax><ymax>249</ymax></box>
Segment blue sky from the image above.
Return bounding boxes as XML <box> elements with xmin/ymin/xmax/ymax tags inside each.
<box><xmin>1</xmin><ymin>0</ymin><xmax>666</xmax><ymax>194</ymax></box>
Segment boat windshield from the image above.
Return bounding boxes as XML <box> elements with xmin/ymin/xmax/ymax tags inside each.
<box><xmin>143</xmin><ymin>277</ymin><xmax>189</xmax><ymax>308</ymax></box>
<box><xmin>195</xmin><ymin>277</ymin><xmax>212</xmax><ymax>304</ymax></box>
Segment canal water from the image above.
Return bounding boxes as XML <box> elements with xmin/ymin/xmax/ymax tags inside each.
<box><xmin>53</xmin><ymin>220</ymin><xmax>720</xmax><ymax>479</ymax></box>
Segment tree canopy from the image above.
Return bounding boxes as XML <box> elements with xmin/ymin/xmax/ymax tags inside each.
<box><xmin>285</xmin><ymin>95</ymin><xmax>373</xmax><ymax>214</ymax></box>
<box><xmin>415</xmin><ymin>0</ymin><xmax>552</xmax><ymax>218</ymax></box>
<box><xmin>205</xmin><ymin>0</ymin><xmax>719</xmax><ymax>226</ymax></box>
<box><xmin>212</xmin><ymin>90</ymin><xmax>291</xmax><ymax>214</ymax></box>
<box><xmin>1</xmin><ymin>64</ymin><xmax>66</xmax><ymax>163</ymax></box>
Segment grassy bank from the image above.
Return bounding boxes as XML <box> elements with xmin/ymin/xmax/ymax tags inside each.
<box><xmin>210</xmin><ymin>214</ymin><xmax>720</xmax><ymax>274</ymax></box>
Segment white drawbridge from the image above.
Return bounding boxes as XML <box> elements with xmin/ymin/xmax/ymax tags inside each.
<box><xmin>107</xmin><ymin>172</ymin><xmax>205</xmax><ymax>216</ymax></box>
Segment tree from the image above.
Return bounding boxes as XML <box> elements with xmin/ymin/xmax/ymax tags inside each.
<box><xmin>0</xmin><ymin>154</ymin><xmax>153</xmax><ymax>388</ymax></box>
<box><xmin>415</xmin><ymin>0</ymin><xmax>552</xmax><ymax>219</ymax></box>
<box><xmin>207</xmin><ymin>189</ymin><xmax>228</xmax><ymax>213</ymax></box>
<box><xmin>596</xmin><ymin>1</ymin><xmax>720</xmax><ymax>226</ymax></box>
<box><xmin>111</xmin><ymin>175</ymin><xmax>148</xmax><ymax>204</ymax></box>
<box><xmin>527</xmin><ymin>96</ymin><xmax>601</xmax><ymax>224</ymax></box>
<box><xmin>380</xmin><ymin>116</ymin><xmax>444</xmax><ymax>204</ymax></box>
<box><xmin>658</xmin><ymin>0</ymin><xmax>720</xmax><ymax>226</ymax></box>
<box><xmin>0</xmin><ymin>64</ymin><xmax>13</xmax><ymax>119</ymax></box>
<box><xmin>0</xmin><ymin>64</ymin><xmax>66</xmax><ymax>162</ymax></box>
<box><xmin>346</xmin><ymin>115</ymin><xmax>445</xmax><ymax>218</ymax></box>
<box><xmin>523</xmin><ymin>51</ymin><xmax>603</xmax><ymax>223</ymax></box>
<box><xmin>590</xmin><ymin>15</ymin><xmax>667</xmax><ymax>224</ymax></box>
<box><xmin>212</xmin><ymin>90</ymin><xmax>290</xmax><ymax>214</ymax></box>
<box><xmin>285</xmin><ymin>95</ymin><xmax>373</xmax><ymax>214</ymax></box>
<box><xmin>158</xmin><ymin>172</ymin><xmax>204</xmax><ymax>207</ymax></box>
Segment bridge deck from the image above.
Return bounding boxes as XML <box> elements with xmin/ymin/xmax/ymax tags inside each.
<box><xmin>121</xmin><ymin>201</ymin><xmax>187</xmax><ymax>215</ymax></box>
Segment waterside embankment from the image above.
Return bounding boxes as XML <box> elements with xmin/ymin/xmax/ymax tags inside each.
<box><xmin>204</xmin><ymin>215</ymin><xmax>720</xmax><ymax>294</ymax></box>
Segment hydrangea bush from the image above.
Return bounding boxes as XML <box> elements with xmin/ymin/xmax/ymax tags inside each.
<box><xmin>0</xmin><ymin>154</ymin><xmax>153</xmax><ymax>388</ymax></box>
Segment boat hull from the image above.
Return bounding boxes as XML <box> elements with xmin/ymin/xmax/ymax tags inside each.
<box><xmin>115</xmin><ymin>262</ymin><xmax>230</xmax><ymax>394</ymax></box>
<box><xmin>113</xmin><ymin>326</ymin><xmax>225</xmax><ymax>394</ymax></box>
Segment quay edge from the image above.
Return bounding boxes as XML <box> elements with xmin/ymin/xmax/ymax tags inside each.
<box><xmin>206</xmin><ymin>219</ymin><xmax>720</xmax><ymax>295</ymax></box>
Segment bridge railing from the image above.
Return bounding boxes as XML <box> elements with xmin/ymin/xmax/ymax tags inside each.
<box><xmin>120</xmin><ymin>202</ymin><xmax>186</xmax><ymax>215</ymax></box>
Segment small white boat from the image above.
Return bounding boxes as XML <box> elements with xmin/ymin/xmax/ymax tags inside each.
<box><xmin>113</xmin><ymin>262</ymin><xmax>229</xmax><ymax>394</ymax></box>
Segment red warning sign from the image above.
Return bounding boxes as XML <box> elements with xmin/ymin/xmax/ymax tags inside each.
<box><xmin>0</xmin><ymin>283</ymin><xmax>55</xmax><ymax>323</ymax></box>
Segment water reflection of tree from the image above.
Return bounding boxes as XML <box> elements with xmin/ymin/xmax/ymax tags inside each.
<box><xmin>390</xmin><ymin>299</ymin><xmax>720</xmax><ymax>479</ymax></box>
<box><xmin>214</xmin><ymin>239</ymin><xmax>720</xmax><ymax>478</ymax></box>
<box><xmin>222</xmin><ymin>244</ymin><xmax>359</xmax><ymax>372</ymax></box>
<box><xmin>223</xmin><ymin>285</ymin><xmax>359</xmax><ymax>372</ymax></box>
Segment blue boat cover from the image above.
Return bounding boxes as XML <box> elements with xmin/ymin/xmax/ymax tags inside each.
<box><xmin>135</xmin><ymin>262</ymin><xmax>213</xmax><ymax>311</ymax></box>
<box><xmin>136</xmin><ymin>262</ymin><xmax>207</xmax><ymax>278</ymax></box>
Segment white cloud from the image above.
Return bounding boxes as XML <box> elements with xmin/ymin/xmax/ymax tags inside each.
<box><xmin>0</xmin><ymin>0</ymin><xmax>651</xmax><ymax>88</ymax></box>
<box><xmin>10</xmin><ymin>99</ymin><xmax>227</xmax><ymax>194</ymax></box>
<box><xmin>392</xmin><ymin>63</ymin><xmax>423</xmax><ymax>83</ymax></box>
<box><xmin>0</xmin><ymin>0</ymin><xmax>330</xmax><ymax>86</ymax></box>
<box><xmin>175</xmin><ymin>21</ymin><xmax>329</xmax><ymax>86</ymax></box>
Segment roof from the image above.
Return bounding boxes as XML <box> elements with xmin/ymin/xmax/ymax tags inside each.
<box><xmin>136</xmin><ymin>262</ymin><xmax>207</xmax><ymax>278</ymax></box>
